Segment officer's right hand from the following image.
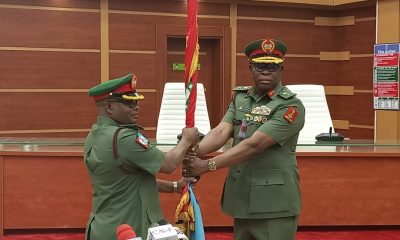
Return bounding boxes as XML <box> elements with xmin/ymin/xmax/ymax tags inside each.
<box><xmin>181</xmin><ymin>127</ymin><xmax>199</xmax><ymax>146</ymax></box>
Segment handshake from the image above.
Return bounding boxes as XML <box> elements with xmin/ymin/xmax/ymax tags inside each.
<box><xmin>178</xmin><ymin>128</ymin><xmax>210</xmax><ymax>178</ymax></box>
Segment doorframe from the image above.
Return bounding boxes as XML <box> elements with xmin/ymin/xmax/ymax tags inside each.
<box><xmin>155</xmin><ymin>24</ymin><xmax>231</xmax><ymax>124</ymax></box>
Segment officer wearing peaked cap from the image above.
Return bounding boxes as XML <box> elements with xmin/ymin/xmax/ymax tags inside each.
<box><xmin>184</xmin><ymin>38</ymin><xmax>305</xmax><ymax>240</ymax></box>
<box><xmin>84</xmin><ymin>73</ymin><xmax>198</xmax><ymax>240</ymax></box>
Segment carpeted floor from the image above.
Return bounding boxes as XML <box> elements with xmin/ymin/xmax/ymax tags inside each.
<box><xmin>3</xmin><ymin>229</ymin><xmax>400</xmax><ymax>240</ymax></box>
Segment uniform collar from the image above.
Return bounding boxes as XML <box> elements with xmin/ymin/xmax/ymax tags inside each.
<box><xmin>96</xmin><ymin>116</ymin><xmax>120</xmax><ymax>126</ymax></box>
<box><xmin>96</xmin><ymin>116</ymin><xmax>143</xmax><ymax>130</ymax></box>
<box><xmin>247</xmin><ymin>82</ymin><xmax>283</xmax><ymax>102</ymax></box>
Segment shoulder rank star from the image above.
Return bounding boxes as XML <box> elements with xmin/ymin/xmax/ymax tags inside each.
<box><xmin>283</xmin><ymin>106</ymin><xmax>298</xmax><ymax>124</ymax></box>
<box><xmin>135</xmin><ymin>131</ymin><xmax>149</xmax><ymax>149</ymax></box>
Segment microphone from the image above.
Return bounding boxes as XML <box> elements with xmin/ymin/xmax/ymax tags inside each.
<box><xmin>117</xmin><ymin>224</ymin><xmax>143</xmax><ymax>240</ymax></box>
<box><xmin>158</xmin><ymin>219</ymin><xmax>188</xmax><ymax>240</ymax></box>
<box><xmin>146</xmin><ymin>219</ymin><xmax>188</xmax><ymax>240</ymax></box>
<box><xmin>157</xmin><ymin>219</ymin><xmax>169</xmax><ymax>226</ymax></box>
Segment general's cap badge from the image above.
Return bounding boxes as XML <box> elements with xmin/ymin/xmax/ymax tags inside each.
<box><xmin>261</xmin><ymin>39</ymin><xmax>275</xmax><ymax>53</ymax></box>
<box><xmin>131</xmin><ymin>75</ymin><xmax>138</xmax><ymax>90</ymax></box>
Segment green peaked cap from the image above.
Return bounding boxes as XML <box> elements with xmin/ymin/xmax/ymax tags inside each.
<box><xmin>88</xmin><ymin>73</ymin><xmax>144</xmax><ymax>102</ymax></box>
<box><xmin>245</xmin><ymin>38</ymin><xmax>287</xmax><ymax>63</ymax></box>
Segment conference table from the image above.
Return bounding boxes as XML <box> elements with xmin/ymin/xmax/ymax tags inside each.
<box><xmin>0</xmin><ymin>137</ymin><xmax>400</xmax><ymax>237</ymax></box>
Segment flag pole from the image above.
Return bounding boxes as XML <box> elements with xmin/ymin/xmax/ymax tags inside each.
<box><xmin>184</xmin><ymin>0</ymin><xmax>200</xmax><ymax>127</ymax></box>
<box><xmin>174</xmin><ymin>1</ymin><xmax>205</xmax><ymax>239</ymax></box>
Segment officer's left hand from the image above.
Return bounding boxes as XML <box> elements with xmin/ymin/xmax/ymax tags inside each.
<box><xmin>176</xmin><ymin>177</ymin><xmax>197</xmax><ymax>193</ymax></box>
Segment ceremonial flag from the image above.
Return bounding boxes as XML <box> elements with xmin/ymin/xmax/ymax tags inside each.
<box><xmin>184</xmin><ymin>0</ymin><xmax>200</xmax><ymax>127</ymax></box>
<box><xmin>188</xmin><ymin>184</ymin><xmax>205</xmax><ymax>240</ymax></box>
<box><xmin>175</xmin><ymin>0</ymin><xmax>205</xmax><ymax>239</ymax></box>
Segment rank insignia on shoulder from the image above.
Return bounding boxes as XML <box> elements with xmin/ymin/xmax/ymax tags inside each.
<box><xmin>233</xmin><ymin>86</ymin><xmax>251</xmax><ymax>91</ymax></box>
<box><xmin>135</xmin><ymin>131</ymin><xmax>149</xmax><ymax>149</ymax></box>
<box><xmin>283</xmin><ymin>106</ymin><xmax>298</xmax><ymax>124</ymax></box>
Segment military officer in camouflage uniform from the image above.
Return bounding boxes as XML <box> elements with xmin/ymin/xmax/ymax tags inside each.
<box><xmin>84</xmin><ymin>73</ymin><xmax>198</xmax><ymax>240</ymax></box>
<box><xmin>185</xmin><ymin>38</ymin><xmax>305</xmax><ymax>240</ymax></box>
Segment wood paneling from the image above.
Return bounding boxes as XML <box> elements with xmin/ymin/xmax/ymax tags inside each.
<box><xmin>1</xmin><ymin>148</ymin><xmax>400</xmax><ymax>231</ymax></box>
<box><xmin>136</xmin><ymin>92</ymin><xmax>159</xmax><ymax>129</ymax></box>
<box><xmin>299</xmin><ymin>154</ymin><xmax>400</xmax><ymax>225</ymax></box>
<box><xmin>337</xmin><ymin>21</ymin><xmax>375</xmax><ymax>53</ymax></box>
<box><xmin>0</xmin><ymin>0</ymin><xmax>100</xmax><ymax>9</ymax></box>
<box><xmin>325</xmin><ymin>86</ymin><xmax>354</xmax><ymax>95</ymax></box>
<box><xmin>314</xmin><ymin>15</ymin><xmax>355</xmax><ymax>26</ymax></box>
<box><xmin>109</xmin><ymin>16</ymin><xmax>157</xmax><ymax>51</ymax></box>
<box><xmin>320</xmin><ymin>51</ymin><xmax>350</xmax><ymax>60</ymax></box>
<box><xmin>336</xmin><ymin>128</ymin><xmax>374</xmax><ymax>139</ymax></box>
<box><xmin>0</xmin><ymin>93</ymin><xmax>96</xmax><ymax>131</ymax></box>
<box><xmin>237</xmin><ymin>21</ymin><xmax>337</xmax><ymax>54</ymax></box>
<box><xmin>0</xmin><ymin>0</ymin><xmax>377</xmax><ymax>140</ymax></box>
<box><xmin>327</xmin><ymin>94</ymin><xmax>374</xmax><ymax>126</ymax></box>
<box><xmin>0</xmin><ymin>8</ymin><xmax>100</xmax><ymax>49</ymax></box>
<box><xmin>110</xmin><ymin>0</ymin><xmax>230</xmax><ymax>16</ymax></box>
<box><xmin>3</xmin><ymin>156</ymin><xmax>91</xmax><ymax>228</ymax></box>
<box><xmin>238</xmin><ymin>4</ymin><xmax>336</xmax><ymax>19</ymax></box>
<box><xmin>337</xmin><ymin>58</ymin><xmax>373</xmax><ymax>87</ymax></box>
<box><xmin>109</xmin><ymin>53</ymin><xmax>157</xmax><ymax>89</ymax></box>
<box><xmin>0</xmin><ymin>51</ymin><xmax>100</xmax><ymax>89</ymax></box>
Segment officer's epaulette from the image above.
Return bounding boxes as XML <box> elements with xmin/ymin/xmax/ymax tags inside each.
<box><xmin>119</xmin><ymin>124</ymin><xmax>144</xmax><ymax>130</ymax></box>
<box><xmin>112</xmin><ymin>124</ymin><xmax>144</xmax><ymax>159</ymax></box>
<box><xmin>277</xmin><ymin>87</ymin><xmax>296</xmax><ymax>99</ymax></box>
<box><xmin>232</xmin><ymin>86</ymin><xmax>251</xmax><ymax>91</ymax></box>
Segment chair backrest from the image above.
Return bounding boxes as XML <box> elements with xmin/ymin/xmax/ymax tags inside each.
<box><xmin>286</xmin><ymin>84</ymin><xmax>334</xmax><ymax>144</ymax></box>
<box><xmin>156</xmin><ymin>82</ymin><xmax>211</xmax><ymax>144</ymax></box>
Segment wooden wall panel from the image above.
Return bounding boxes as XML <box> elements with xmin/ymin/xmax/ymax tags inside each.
<box><xmin>136</xmin><ymin>92</ymin><xmax>158</xmax><ymax>128</ymax></box>
<box><xmin>109</xmin><ymin>53</ymin><xmax>156</xmax><ymax>89</ymax></box>
<box><xmin>110</xmin><ymin>0</ymin><xmax>230</xmax><ymax>16</ymax></box>
<box><xmin>110</xmin><ymin>0</ymin><xmax>187</xmax><ymax>13</ymax></box>
<box><xmin>3</xmin><ymin>156</ymin><xmax>91</xmax><ymax>228</ymax></box>
<box><xmin>337</xmin><ymin>21</ymin><xmax>375</xmax><ymax>53</ymax></box>
<box><xmin>336</xmin><ymin>128</ymin><xmax>374</xmax><ymax>139</ymax></box>
<box><xmin>337</xmin><ymin>58</ymin><xmax>373</xmax><ymax>87</ymax></box>
<box><xmin>284</xmin><ymin>58</ymin><xmax>339</xmax><ymax>84</ymax></box>
<box><xmin>0</xmin><ymin>0</ymin><xmax>377</xmax><ymax>140</ymax></box>
<box><xmin>109</xmin><ymin>16</ymin><xmax>157</xmax><ymax>51</ymax></box>
<box><xmin>109</xmin><ymin>15</ymin><xmax>228</xmax><ymax>51</ymax></box>
<box><xmin>235</xmin><ymin>57</ymin><xmax>339</xmax><ymax>86</ymax></box>
<box><xmin>0</xmin><ymin>51</ymin><xmax>100</xmax><ymax>89</ymax></box>
<box><xmin>0</xmin><ymin>0</ymin><xmax>99</xmax><ymax>8</ymax></box>
<box><xmin>327</xmin><ymin>94</ymin><xmax>374</xmax><ymax>125</ymax></box>
<box><xmin>0</xmin><ymin>132</ymin><xmax>90</xmax><ymax>138</ymax></box>
<box><xmin>337</xmin><ymin>3</ymin><xmax>376</xmax><ymax>17</ymax></box>
<box><xmin>0</xmin><ymin>8</ymin><xmax>99</xmax><ymax>49</ymax></box>
<box><xmin>238</xmin><ymin>4</ymin><xmax>336</xmax><ymax>19</ymax></box>
<box><xmin>237</xmin><ymin>21</ymin><xmax>337</xmax><ymax>54</ymax></box>
<box><xmin>0</xmin><ymin>93</ymin><xmax>96</xmax><ymax>131</ymax></box>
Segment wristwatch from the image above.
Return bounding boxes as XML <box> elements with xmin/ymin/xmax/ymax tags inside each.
<box><xmin>207</xmin><ymin>159</ymin><xmax>217</xmax><ymax>172</ymax></box>
<box><xmin>172</xmin><ymin>181</ymin><xmax>178</xmax><ymax>193</ymax></box>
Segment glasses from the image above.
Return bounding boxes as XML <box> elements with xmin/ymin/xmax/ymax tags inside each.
<box><xmin>252</xmin><ymin>63</ymin><xmax>281</xmax><ymax>72</ymax></box>
<box><xmin>108</xmin><ymin>99</ymin><xmax>138</xmax><ymax>108</ymax></box>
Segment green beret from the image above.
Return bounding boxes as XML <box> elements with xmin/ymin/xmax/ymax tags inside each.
<box><xmin>245</xmin><ymin>38</ymin><xmax>287</xmax><ymax>64</ymax></box>
<box><xmin>88</xmin><ymin>73</ymin><xmax>144</xmax><ymax>102</ymax></box>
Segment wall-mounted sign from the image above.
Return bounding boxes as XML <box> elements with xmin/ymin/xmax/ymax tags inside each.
<box><xmin>172</xmin><ymin>63</ymin><xmax>201</xmax><ymax>71</ymax></box>
<box><xmin>373</xmin><ymin>43</ymin><xmax>400</xmax><ymax>110</ymax></box>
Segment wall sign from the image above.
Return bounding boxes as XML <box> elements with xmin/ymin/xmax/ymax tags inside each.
<box><xmin>373</xmin><ymin>43</ymin><xmax>400</xmax><ymax>110</ymax></box>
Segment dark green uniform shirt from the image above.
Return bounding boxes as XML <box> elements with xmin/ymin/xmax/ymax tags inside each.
<box><xmin>84</xmin><ymin>116</ymin><xmax>165</xmax><ymax>240</ymax></box>
<box><xmin>221</xmin><ymin>83</ymin><xmax>305</xmax><ymax>219</ymax></box>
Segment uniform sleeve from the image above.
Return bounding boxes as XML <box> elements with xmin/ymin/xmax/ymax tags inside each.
<box><xmin>257</xmin><ymin>102</ymin><xmax>305</xmax><ymax>146</ymax></box>
<box><xmin>222</xmin><ymin>100</ymin><xmax>236</xmax><ymax>124</ymax></box>
<box><xmin>117</xmin><ymin>129</ymin><xmax>165</xmax><ymax>175</ymax></box>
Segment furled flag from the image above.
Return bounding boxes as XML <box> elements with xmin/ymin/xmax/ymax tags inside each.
<box><xmin>175</xmin><ymin>0</ymin><xmax>205</xmax><ymax>239</ymax></box>
<box><xmin>184</xmin><ymin>0</ymin><xmax>200</xmax><ymax>128</ymax></box>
